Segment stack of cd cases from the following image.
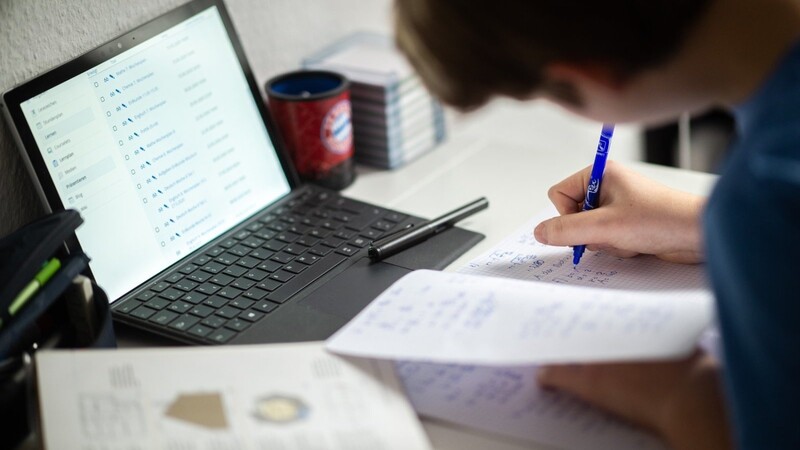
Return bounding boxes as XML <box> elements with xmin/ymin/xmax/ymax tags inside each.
<box><xmin>303</xmin><ymin>32</ymin><xmax>446</xmax><ymax>169</ymax></box>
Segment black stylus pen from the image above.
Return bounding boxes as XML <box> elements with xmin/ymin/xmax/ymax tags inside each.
<box><xmin>368</xmin><ymin>197</ymin><xmax>489</xmax><ymax>261</ymax></box>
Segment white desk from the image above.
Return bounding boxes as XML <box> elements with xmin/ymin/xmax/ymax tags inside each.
<box><xmin>109</xmin><ymin>100</ymin><xmax>716</xmax><ymax>450</ymax></box>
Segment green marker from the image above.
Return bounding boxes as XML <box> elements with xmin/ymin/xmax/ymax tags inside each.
<box><xmin>8</xmin><ymin>257</ymin><xmax>62</xmax><ymax>316</ymax></box>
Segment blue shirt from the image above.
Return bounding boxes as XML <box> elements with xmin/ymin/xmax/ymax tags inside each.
<box><xmin>704</xmin><ymin>42</ymin><xmax>800</xmax><ymax>449</ymax></box>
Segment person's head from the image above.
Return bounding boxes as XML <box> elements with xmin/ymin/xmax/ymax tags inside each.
<box><xmin>394</xmin><ymin>0</ymin><xmax>714</xmax><ymax>123</ymax></box>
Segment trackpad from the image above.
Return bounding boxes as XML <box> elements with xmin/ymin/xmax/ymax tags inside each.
<box><xmin>300</xmin><ymin>258</ymin><xmax>411</xmax><ymax>320</ymax></box>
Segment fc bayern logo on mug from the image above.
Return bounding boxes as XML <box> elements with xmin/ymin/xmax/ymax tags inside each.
<box><xmin>321</xmin><ymin>100</ymin><xmax>352</xmax><ymax>155</ymax></box>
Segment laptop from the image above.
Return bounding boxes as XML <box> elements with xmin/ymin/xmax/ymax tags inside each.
<box><xmin>1</xmin><ymin>0</ymin><xmax>483</xmax><ymax>345</ymax></box>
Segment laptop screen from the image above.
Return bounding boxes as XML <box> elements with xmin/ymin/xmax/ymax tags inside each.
<box><xmin>18</xmin><ymin>6</ymin><xmax>291</xmax><ymax>302</ymax></box>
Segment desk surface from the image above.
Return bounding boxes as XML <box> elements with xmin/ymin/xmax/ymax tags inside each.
<box><xmin>117</xmin><ymin>100</ymin><xmax>717</xmax><ymax>450</ymax></box>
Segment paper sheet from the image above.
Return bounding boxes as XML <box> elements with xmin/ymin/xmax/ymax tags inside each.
<box><xmin>36</xmin><ymin>342</ymin><xmax>431</xmax><ymax>450</ymax></box>
<box><xmin>397</xmin><ymin>361</ymin><xmax>667</xmax><ymax>450</ymax></box>
<box><xmin>326</xmin><ymin>269</ymin><xmax>712</xmax><ymax>365</ymax></box>
<box><xmin>326</xmin><ymin>206</ymin><xmax>715</xmax><ymax>449</ymax></box>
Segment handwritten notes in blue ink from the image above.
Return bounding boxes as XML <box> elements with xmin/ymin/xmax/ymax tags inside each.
<box><xmin>326</xmin><ymin>270</ymin><xmax>713</xmax><ymax>365</ymax></box>
<box><xmin>459</xmin><ymin>210</ymin><xmax>709</xmax><ymax>292</ymax></box>
<box><xmin>397</xmin><ymin>361</ymin><xmax>667</xmax><ymax>450</ymax></box>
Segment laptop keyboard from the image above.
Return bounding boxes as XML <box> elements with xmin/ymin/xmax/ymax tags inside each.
<box><xmin>112</xmin><ymin>186</ymin><xmax>410</xmax><ymax>344</ymax></box>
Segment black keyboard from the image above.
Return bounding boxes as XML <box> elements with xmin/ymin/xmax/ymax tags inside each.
<box><xmin>112</xmin><ymin>186</ymin><xmax>410</xmax><ymax>344</ymax></box>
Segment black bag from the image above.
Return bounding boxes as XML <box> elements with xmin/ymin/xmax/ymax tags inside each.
<box><xmin>0</xmin><ymin>210</ymin><xmax>116</xmax><ymax>449</ymax></box>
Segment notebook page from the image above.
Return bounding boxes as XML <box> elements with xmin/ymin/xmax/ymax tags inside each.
<box><xmin>326</xmin><ymin>270</ymin><xmax>713</xmax><ymax>365</ymax></box>
<box><xmin>397</xmin><ymin>361</ymin><xmax>667</xmax><ymax>450</ymax></box>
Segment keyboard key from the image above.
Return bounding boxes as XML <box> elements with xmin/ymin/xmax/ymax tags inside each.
<box><xmin>276</xmin><ymin>231</ymin><xmax>301</xmax><ymax>243</ymax></box>
<box><xmin>196</xmin><ymin>282</ymin><xmax>221</xmax><ymax>295</ymax></box>
<box><xmin>225</xmin><ymin>319</ymin><xmax>250</xmax><ymax>331</ymax></box>
<box><xmin>217</xmin><ymin>286</ymin><xmax>243</xmax><ymax>299</ymax></box>
<box><xmin>263</xmin><ymin>239</ymin><xmax>286</xmax><ymax>252</ymax></box>
<box><xmin>257</xmin><ymin>260</ymin><xmax>282</xmax><ymax>273</ymax></box>
<box><xmin>308</xmin><ymin>229</ymin><xmax>330</xmax><ymax>239</ymax></box>
<box><xmin>296</xmin><ymin>236</ymin><xmax>319</xmax><ymax>247</ymax></box>
<box><xmin>173</xmin><ymin>279</ymin><xmax>199</xmax><ymax>292</ymax></box>
<box><xmin>189</xmin><ymin>304</ymin><xmax>215</xmax><ymax>318</ymax></box>
<box><xmin>384</xmin><ymin>212</ymin><xmax>407</xmax><ymax>223</ymax></box>
<box><xmin>192</xmin><ymin>255</ymin><xmax>212</xmax><ymax>266</ymax></box>
<box><xmin>206</xmin><ymin>246</ymin><xmax>225</xmax><ymax>257</ymax></box>
<box><xmin>165</xmin><ymin>272</ymin><xmax>184</xmax><ymax>283</ymax></box>
<box><xmin>136</xmin><ymin>290</ymin><xmax>156</xmax><ymax>301</ymax></box>
<box><xmin>223</xmin><ymin>265</ymin><xmax>247</xmax><ymax>277</ymax></box>
<box><xmin>149</xmin><ymin>310</ymin><xmax>178</xmax><ymax>325</ymax></box>
<box><xmin>149</xmin><ymin>281</ymin><xmax>170</xmax><ymax>293</ymax></box>
<box><xmin>201</xmin><ymin>261</ymin><xmax>225</xmax><ymax>274</ymax></box>
<box><xmin>248</xmin><ymin>248</ymin><xmax>273</xmax><ymax>260</ymax></box>
<box><xmin>215</xmin><ymin>253</ymin><xmax>238</xmax><ymax>266</ymax></box>
<box><xmin>210</xmin><ymin>273</ymin><xmax>235</xmax><ymax>286</ymax></box>
<box><xmin>270</xmin><ymin>252</ymin><xmax>294</xmax><ymax>264</ymax></box>
<box><xmin>258</xmin><ymin>213</ymin><xmax>277</xmax><ymax>223</ymax></box>
<box><xmin>269</xmin><ymin>270</ymin><xmax>294</xmax><ymax>283</ymax></box>
<box><xmin>144</xmin><ymin>298</ymin><xmax>170</xmax><ymax>310</ymax></box>
<box><xmin>234</xmin><ymin>229</ymin><xmax>251</xmax><ymax>240</ymax></box>
<box><xmin>219</xmin><ymin>238</ymin><xmax>237</xmax><ymax>248</ymax></box>
<box><xmin>201</xmin><ymin>316</ymin><xmax>226</xmax><ymax>328</ymax></box>
<box><xmin>372</xmin><ymin>220</ymin><xmax>394</xmax><ymax>231</ymax></box>
<box><xmin>283</xmin><ymin>263</ymin><xmax>307</xmax><ymax>274</ymax></box>
<box><xmin>246</xmin><ymin>221</ymin><xmax>264</xmax><ymax>232</ymax></box>
<box><xmin>187</xmin><ymin>271</ymin><xmax>211</xmax><ymax>283</ymax></box>
<box><xmin>181</xmin><ymin>292</ymin><xmax>208</xmax><ymax>304</ymax></box>
<box><xmin>308</xmin><ymin>245</ymin><xmax>333</xmax><ymax>257</ymax></box>
<box><xmin>242</xmin><ymin>236</ymin><xmax>265</xmax><ymax>248</ymax></box>
<box><xmin>227</xmin><ymin>244</ymin><xmax>252</xmax><ymax>257</ymax></box>
<box><xmin>283</xmin><ymin>244</ymin><xmax>306</xmax><ymax>256</ymax></box>
<box><xmin>130</xmin><ymin>306</ymin><xmax>156</xmax><ymax>320</ymax></box>
<box><xmin>116</xmin><ymin>298</ymin><xmax>142</xmax><ymax>314</ymax></box>
<box><xmin>216</xmin><ymin>305</ymin><xmax>240</xmax><ymax>319</ymax></box>
<box><xmin>230</xmin><ymin>279</ymin><xmax>256</xmax><ymax>290</ymax></box>
<box><xmin>188</xmin><ymin>324</ymin><xmax>213</xmax><ymax>338</ymax></box>
<box><xmin>229</xmin><ymin>298</ymin><xmax>255</xmax><ymax>310</ymax></box>
<box><xmin>238</xmin><ymin>309</ymin><xmax>264</xmax><ymax>322</ymax></box>
<box><xmin>243</xmin><ymin>287</ymin><xmax>269</xmax><ymax>300</ymax></box>
<box><xmin>178</xmin><ymin>263</ymin><xmax>199</xmax><ymax>275</ymax></box>
<box><xmin>333</xmin><ymin>213</ymin><xmax>352</xmax><ymax>224</ymax></box>
<box><xmin>167</xmin><ymin>301</ymin><xmax>192</xmax><ymax>314</ymax></box>
<box><xmin>244</xmin><ymin>269</ymin><xmax>269</xmax><ymax>281</ymax></box>
<box><xmin>203</xmin><ymin>296</ymin><xmax>228</xmax><ymax>309</ymax></box>
<box><xmin>320</xmin><ymin>220</ymin><xmax>339</xmax><ymax>231</ymax></box>
<box><xmin>236</xmin><ymin>256</ymin><xmax>260</xmax><ymax>269</ymax></box>
<box><xmin>254</xmin><ymin>301</ymin><xmax>278</xmax><ymax>314</ymax></box>
<box><xmin>349</xmin><ymin>237</ymin><xmax>369</xmax><ymax>248</ymax></box>
<box><xmin>159</xmin><ymin>288</ymin><xmax>184</xmax><ymax>301</ymax></box>
<box><xmin>169</xmin><ymin>314</ymin><xmax>199</xmax><ymax>331</ymax></box>
<box><xmin>360</xmin><ymin>229</ymin><xmax>382</xmax><ymax>240</ymax></box>
<box><xmin>267</xmin><ymin>221</ymin><xmax>288</xmax><ymax>232</ymax></box>
<box><xmin>295</xmin><ymin>254</ymin><xmax>320</xmax><ymax>265</ymax></box>
<box><xmin>334</xmin><ymin>229</ymin><xmax>355</xmax><ymax>240</ymax></box>
<box><xmin>335</xmin><ymin>245</ymin><xmax>358</xmax><ymax>257</ymax></box>
<box><xmin>208</xmin><ymin>328</ymin><xmax>236</xmax><ymax>343</ymax></box>
<box><xmin>255</xmin><ymin>229</ymin><xmax>276</xmax><ymax>240</ymax></box>
<box><xmin>256</xmin><ymin>279</ymin><xmax>281</xmax><ymax>292</ymax></box>
<box><xmin>320</xmin><ymin>238</ymin><xmax>344</xmax><ymax>249</ymax></box>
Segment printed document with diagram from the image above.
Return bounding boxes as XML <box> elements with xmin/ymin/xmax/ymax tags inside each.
<box><xmin>35</xmin><ymin>342</ymin><xmax>431</xmax><ymax>450</ymax></box>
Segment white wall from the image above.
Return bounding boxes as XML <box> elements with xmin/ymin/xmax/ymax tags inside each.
<box><xmin>0</xmin><ymin>0</ymin><xmax>392</xmax><ymax>235</ymax></box>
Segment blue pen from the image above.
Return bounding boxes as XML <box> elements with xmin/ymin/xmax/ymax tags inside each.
<box><xmin>572</xmin><ymin>123</ymin><xmax>615</xmax><ymax>267</ymax></box>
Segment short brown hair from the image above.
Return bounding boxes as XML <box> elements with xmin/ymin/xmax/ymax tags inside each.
<box><xmin>395</xmin><ymin>0</ymin><xmax>712</xmax><ymax>110</ymax></box>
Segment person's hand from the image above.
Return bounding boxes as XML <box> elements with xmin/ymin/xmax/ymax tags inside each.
<box><xmin>537</xmin><ymin>351</ymin><xmax>731</xmax><ymax>450</ymax></box>
<box><xmin>534</xmin><ymin>162</ymin><xmax>705</xmax><ymax>263</ymax></box>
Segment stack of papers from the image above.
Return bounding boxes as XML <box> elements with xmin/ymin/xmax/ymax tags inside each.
<box><xmin>304</xmin><ymin>32</ymin><xmax>446</xmax><ymax>169</ymax></box>
<box><xmin>326</xmin><ymin>207</ymin><xmax>716</xmax><ymax>450</ymax></box>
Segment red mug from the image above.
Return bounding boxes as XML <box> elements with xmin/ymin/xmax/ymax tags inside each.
<box><xmin>266</xmin><ymin>70</ymin><xmax>355</xmax><ymax>190</ymax></box>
